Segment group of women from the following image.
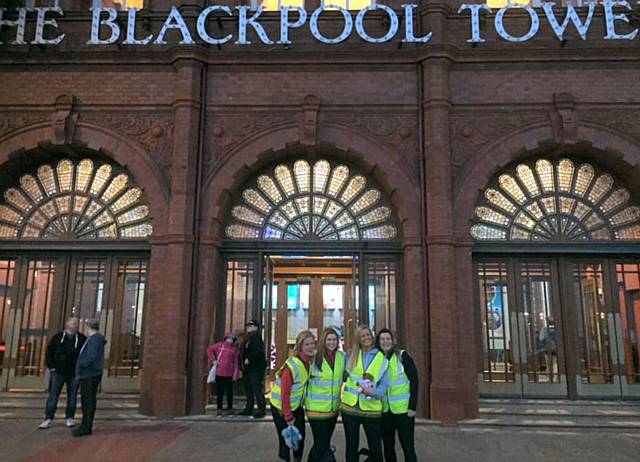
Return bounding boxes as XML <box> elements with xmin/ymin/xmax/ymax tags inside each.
<box><xmin>270</xmin><ymin>325</ymin><xmax>419</xmax><ymax>462</ymax></box>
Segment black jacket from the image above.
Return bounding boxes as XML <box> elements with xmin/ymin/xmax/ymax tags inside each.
<box><xmin>241</xmin><ymin>332</ymin><xmax>267</xmax><ymax>372</ymax></box>
<box><xmin>46</xmin><ymin>331</ymin><xmax>86</xmax><ymax>377</ymax></box>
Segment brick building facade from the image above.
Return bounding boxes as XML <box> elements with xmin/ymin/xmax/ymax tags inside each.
<box><xmin>1</xmin><ymin>0</ymin><xmax>639</xmax><ymax>424</ymax></box>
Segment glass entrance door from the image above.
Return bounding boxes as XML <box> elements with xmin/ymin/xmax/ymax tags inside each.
<box><xmin>476</xmin><ymin>259</ymin><xmax>567</xmax><ymax>398</ymax></box>
<box><xmin>0</xmin><ymin>254</ymin><xmax>149</xmax><ymax>392</ymax></box>
<box><xmin>477</xmin><ymin>256</ymin><xmax>640</xmax><ymax>399</ymax></box>
<box><xmin>7</xmin><ymin>259</ymin><xmax>63</xmax><ymax>390</ymax></box>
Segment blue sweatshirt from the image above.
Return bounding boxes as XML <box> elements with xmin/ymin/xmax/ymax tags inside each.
<box><xmin>76</xmin><ymin>332</ymin><xmax>107</xmax><ymax>380</ymax></box>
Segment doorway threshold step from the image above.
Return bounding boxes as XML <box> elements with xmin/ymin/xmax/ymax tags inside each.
<box><xmin>461</xmin><ymin>415</ymin><xmax>640</xmax><ymax>429</ymax></box>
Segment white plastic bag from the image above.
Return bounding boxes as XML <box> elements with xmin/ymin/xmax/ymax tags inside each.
<box><xmin>207</xmin><ymin>361</ymin><xmax>218</xmax><ymax>384</ymax></box>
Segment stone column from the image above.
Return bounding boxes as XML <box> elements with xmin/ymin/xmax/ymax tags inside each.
<box><xmin>423</xmin><ymin>57</ymin><xmax>465</xmax><ymax>424</ymax></box>
<box><xmin>139</xmin><ymin>57</ymin><xmax>203</xmax><ymax>418</ymax></box>
<box><xmin>402</xmin><ymin>240</ymin><xmax>430</xmax><ymax>417</ymax></box>
<box><xmin>455</xmin><ymin>238</ymin><xmax>479</xmax><ymax>419</ymax></box>
<box><xmin>187</xmin><ymin>239</ymin><xmax>222</xmax><ymax>414</ymax></box>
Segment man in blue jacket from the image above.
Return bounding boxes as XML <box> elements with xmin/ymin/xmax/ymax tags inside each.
<box><xmin>72</xmin><ymin>318</ymin><xmax>106</xmax><ymax>437</ymax></box>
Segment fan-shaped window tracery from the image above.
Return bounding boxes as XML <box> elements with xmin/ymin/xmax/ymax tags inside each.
<box><xmin>226</xmin><ymin>160</ymin><xmax>398</xmax><ymax>241</ymax></box>
<box><xmin>0</xmin><ymin>158</ymin><xmax>152</xmax><ymax>240</ymax></box>
<box><xmin>471</xmin><ymin>158</ymin><xmax>640</xmax><ymax>242</ymax></box>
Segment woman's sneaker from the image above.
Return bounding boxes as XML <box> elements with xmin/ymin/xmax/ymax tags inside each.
<box><xmin>38</xmin><ymin>419</ymin><xmax>52</xmax><ymax>429</ymax></box>
<box><xmin>66</xmin><ymin>418</ymin><xmax>75</xmax><ymax>427</ymax></box>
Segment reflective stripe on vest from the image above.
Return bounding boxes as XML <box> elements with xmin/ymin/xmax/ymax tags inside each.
<box><xmin>304</xmin><ymin>352</ymin><xmax>345</xmax><ymax>414</ymax></box>
<box><xmin>383</xmin><ymin>351</ymin><xmax>411</xmax><ymax>414</ymax></box>
<box><xmin>270</xmin><ymin>356</ymin><xmax>309</xmax><ymax>411</ymax></box>
<box><xmin>341</xmin><ymin>350</ymin><xmax>387</xmax><ymax>413</ymax></box>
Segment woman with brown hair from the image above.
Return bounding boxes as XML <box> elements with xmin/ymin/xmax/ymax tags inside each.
<box><xmin>376</xmin><ymin>328</ymin><xmax>419</xmax><ymax>462</ymax></box>
<box><xmin>270</xmin><ymin>330</ymin><xmax>317</xmax><ymax>462</ymax></box>
<box><xmin>305</xmin><ymin>328</ymin><xmax>345</xmax><ymax>462</ymax></box>
<box><xmin>341</xmin><ymin>325</ymin><xmax>389</xmax><ymax>462</ymax></box>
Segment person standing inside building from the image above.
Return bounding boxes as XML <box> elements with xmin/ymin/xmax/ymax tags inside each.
<box><xmin>239</xmin><ymin>319</ymin><xmax>267</xmax><ymax>418</ymax></box>
<box><xmin>376</xmin><ymin>329</ymin><xmax>419</xmax><ymax>462</ymax></box>
<box><xmin>207</xmin><ymin>331</ymin><xmax>242</xmax><ymax>416</ymax></box>
<box><xmin>38</xmin><ymin>317</ymin><xmax>86</xmax><ymax>430</ymax></box>
<box><xmin>305</xmin><ymin>328</ymin><xmax>345</xmax><ymax>462</ymax></box>
<box><xmin>341</xmin><ymin>325</ymin><xmax>389</xmax><ymax>462</ymax></box>
<box><xmin>72</xmin><ymin>318</ymin><xmax>106</xmax><ymax>437</ymax></box>
<box><xmin>270</xmin><ymin>330</ymin><xmax>316</xmax><ymax>462</ymax></box>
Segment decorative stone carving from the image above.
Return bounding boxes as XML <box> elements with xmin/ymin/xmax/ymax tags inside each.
<box><xmin>324</xmin><ymin>112</ymin><xmax>420</xmax><ymax>186</ymax></box>
<box><xmin>301</xmin><ymin>95</ymin><xmax>321</xmax><ymax>146</ymax></box>
<box><xmin>80</xmin><ymin>112</ymin><xmax>174</xmax><ymax>175</ymax></box>
<box><xmin>207</xmin><ymin>111</ymin><xmax>295</xmax><ymax>162</ymax></box>
<box><xmin>549</xmin><ymin>92</ymin><xmax>577</xmax><ymax>145</ymax></box>
<box><xmin>0</xmin><ymin>112</ymin><xmax>50</xmax><ymax>140</ymax></box>
<box><xmin>579</xmin><ymin>109</ymin><xmax>640</xmax><ymax>142</ymax></box>
<box><xmin>51</xmin><ymin>94</ymin><xmax>78</xmax><ymax>145</ymax></box>
<box><xmin>450</xmin><ymin>111</ymin><xmax>549</xmax><ymax>168</ymax></box>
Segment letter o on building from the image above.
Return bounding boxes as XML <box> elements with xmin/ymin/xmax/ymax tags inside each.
<box><xmin>355</xmin><ymin>3</ymin><xmax>400</xmax><ymax>44</ymax></box>
<box><xmin>310</xmin><ymin>5</ymin><xmax>353</xmax><ymax>44</ymax></box>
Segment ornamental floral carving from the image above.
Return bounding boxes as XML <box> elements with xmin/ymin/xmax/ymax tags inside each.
<box><xmin>0</xmin><ymin>112</ymin><xmax>50</xmax><ymax>140</ymax></box>
<box><xmin>450</xmin><ymin>112</ymin><xmax>549</xmax><ymax>168</ymax></box>
<box><xmin>579</xmin><ymin>109</ymin><xmax>640</xmax><ymax>143</ymax></box>
<box><xmin>324</xmin><ymin>112</ymin><xmax>419</xmax><ymax>187</ymax></box>
<box><xmin>80</xmin><ymin>112</ymin><xmax>174</xmax><ymax>176</ymax></box>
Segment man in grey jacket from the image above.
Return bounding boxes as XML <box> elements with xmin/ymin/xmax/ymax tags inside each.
<box><xmin>72</xmin><ymin>318</ymin><xmax>106</xmax><ymax>437</ymax></box>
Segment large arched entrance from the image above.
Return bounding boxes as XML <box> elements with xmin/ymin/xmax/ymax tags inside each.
<box><xmin>471</xmin><ymin>157</ymin><xmax>640</xmax><ymax>399</ymax></box>
<box><xmin>0</xmin><ymin>151</ymin><xmax>152</xmax><ymax>392</ymax></box>
<box><xmin>219</xmin><ymin>157</ymin><xmax>402</xmax><ymax>378</ymax></box>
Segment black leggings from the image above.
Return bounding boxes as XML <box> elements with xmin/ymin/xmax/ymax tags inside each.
<box><xmin>381</xmin><ymin>411</ymin><xmax>417</xmax><ymax>462</ymax></box>
<box><xmin>215</xmin><ymin>376</ymin><xmax>234</xmax><ymax>410</ymax></box>
<box><xmin>272</xmin><ymin>406</ymin><xmax>306</xmax><ymax>462</ymax></box>
<box><xmin>308</xmin><ymin>415</ymin><xmax>338</xmax><ymax>462</ymax></box>
<box><xmin>342</xmin><ymin>411</ymin><xmax>383</xmax><ymax>462</ymax></box>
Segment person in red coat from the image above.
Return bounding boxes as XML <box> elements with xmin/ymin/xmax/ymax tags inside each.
<box><xmin>207</xmin><ymin>332</ymin><xmax>242</xmax><ymax>416</ymax></box>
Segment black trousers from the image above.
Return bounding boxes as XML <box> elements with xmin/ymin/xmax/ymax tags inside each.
<box><xmin>78</xmin><ymin>375</ymin><xmax>101</xmax><ymax>434</ymax></box>
<box><xmin>216</xmin><ymin>376</ymin><xmax>234</xmax><ymax>410</ymax></box>
<box><xmin>272</xmin><ymin>406</ymin><xmax>306</xmax><ymax>462</ymax></box>
<box><xmin>243</xmin><ymin>369</ymin><xmax>266</xmax><ymax>412</ymax></box>
<box><xmin>308</xmin><ymin>415</ymin><xmax>338</xmax><ymax>462</ymax></box>
<box><xmin>381</xmin><ymin>412</ymin><xmax>417</xmax><ymax>462</ymax></box>
<box><xmin>342</xmin><ymin>412</ymin><xmax>383</xmax><ymax>462</ymax></box>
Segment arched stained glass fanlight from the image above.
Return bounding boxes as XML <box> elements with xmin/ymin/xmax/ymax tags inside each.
<box><xmin>226</xmin><ymin>159</ymin><xmax>398</xmax><ymax>241</ymax></box>
<box><xmin>0</xmin><ymin>158</ymin><xmax>152</xmax><ymax>240</ymax></box>
<box><xmin>471</xmin><ymin>158</ymin><xmax>640</xmax><ymax>242</ymax></box>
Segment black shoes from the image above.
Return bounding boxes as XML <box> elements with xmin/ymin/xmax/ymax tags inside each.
<box><xmin>72</xmin><ymin>427</ymin><xmax>92</xmax><ymax>437</ymax></box>
<box><xmin>252</xmin><ymin>411</ymin><xmax>266</xmax><ymax>419</ymax></box>
<box><xmin>238</xmin><ymin>409</ymin><xmax>253</xmax><ymax>416</ymax></box>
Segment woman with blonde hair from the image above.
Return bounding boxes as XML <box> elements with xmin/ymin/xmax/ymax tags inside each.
<box><xmin>341</xmin><ymin>325</ymin><xmax>389</xmax><ymax>462</ymax></box>
<box><xmin>270</xmin><ymin>330</ymin><xmax>316</xmax><ymax>462</ymax></box>
<box><xmin>305</xmin><ymin>328</ymin><xmax>345</xmax><ymax>461</ymax></box>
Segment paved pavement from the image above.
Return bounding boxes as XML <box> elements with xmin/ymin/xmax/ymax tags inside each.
<box><xmin>1</xmin><ymin>418</ymin><xmax>639</xmax><ymax>462</ymax></box>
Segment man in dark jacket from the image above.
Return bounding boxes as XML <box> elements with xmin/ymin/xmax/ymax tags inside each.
<box><xmin>239</xmin><ymin>319</ymin><xmax>267</xmax><ymax>418</ymax></box>
<box><xmin>39</xmin><ymin>317</ymin><xmax>86</xmax><ymax>429</ymax></box>
<box><xmin>72</xmin><ymin>318</ymin><xmax>107</xmax><ymax>437</ymax></box>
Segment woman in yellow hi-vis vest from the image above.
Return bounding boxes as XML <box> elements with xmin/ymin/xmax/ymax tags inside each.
<box><xmin>341</xmin><ymin>325</ymin><xmax>389</xmax><ymax>462</ymax></box>
<box><xmin>376</xmin><ymin>328</ymin><xmax>419</xmax><ymax>462</ymax></box>
<box><xmin>305</xmin><ymin>328</ymin><xmax>345</xmax><ymax>462</ymax></box>
<box><xmin>270</xmin><ymin>330</ymin><xmax>316</xmax><ymax>462</ymax></box>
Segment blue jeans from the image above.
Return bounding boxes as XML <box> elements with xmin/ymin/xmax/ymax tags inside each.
<box><xmin>45</xmin><ymin>371</ymin><xmax>78</xmax><ymax>420</ymax></box>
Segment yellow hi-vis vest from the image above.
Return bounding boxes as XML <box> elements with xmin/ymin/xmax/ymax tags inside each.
<box><xmin>341</xmin><ymin>350</ymin><xmax>387</xmax><ymax>413</ymax></box>
<box><xmin>382</xmin><ymin>350</ymin><xmax>411</xmax><ymax>414</ymax></box>
<box><xmin>270</xmin><ymin>356</ymin><xmax>309</xmax><ymax>412</ymax></box>
<box><xmin>304</xmin><ymin>351</ymin><xmax>346</xmax><ymax>417</ymax></box>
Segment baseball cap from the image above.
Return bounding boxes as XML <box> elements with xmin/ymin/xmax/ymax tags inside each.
<box><xmin>246</xmin><ymin>319</ymin><xmax>260</xmax><ymax>328</ymax></box>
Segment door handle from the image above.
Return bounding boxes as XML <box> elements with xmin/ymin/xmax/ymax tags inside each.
<box><xmin>614</xmin><ymin>313</ymin><xmax>626</xmax><ymax>367</ymax></box>
<box><xmin>517</xmin><ymin>313</ymin><xmax>528</xmax><ymax>365</ymax></box>
<box><xmin>607</xmin><ymin>313</ymin><xmax>620</xmax><ymax>365</ymax></box>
